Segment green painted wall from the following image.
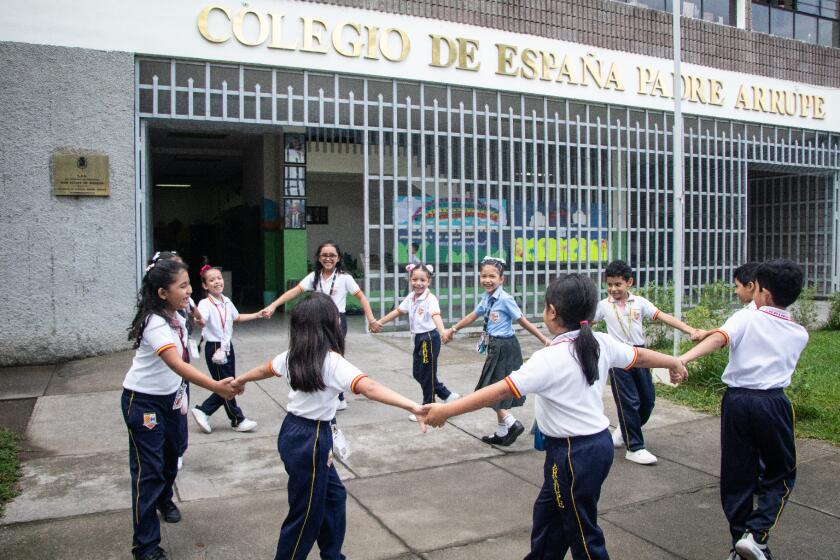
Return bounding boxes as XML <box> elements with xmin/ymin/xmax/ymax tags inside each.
<box><xmin>282</xmin><ymin>229</ymin><xmax>309</xmax><ymax>309</ymax></box>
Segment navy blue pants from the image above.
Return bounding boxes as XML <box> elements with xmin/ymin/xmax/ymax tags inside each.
<box><xmin>721</xmin><ymin>387</ymin><xmax>796</xmax><ymax>546</ymax></box>
<box><xmin>197</xmin><ymin>341</ymin><xmax>245</xmax><ymax>426</ymax></box>
<box><xmin>412</xmin><ymin>330</ymin><xmax>451</xmax><ymax>405</ymax></box>
<box><xmin>275</xmin><ymin>414</ymin><xmax>346</xmax><ymax>560</ymax></box>
<box><xmin>609</xmin><ymin>361</ymin><xmax>655</xmax><ymax>451</ymax></box>
<box><xmin>122</xmin><ymin>389</ymin><xmax>180</xmax><ymax>558</ymax></box>
<box><xmin>526</xmin><ymin>429</ymin><xmax>613</xmax><ymax>560</ymax></box>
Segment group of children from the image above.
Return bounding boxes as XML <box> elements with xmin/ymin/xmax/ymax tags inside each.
<box><xmin>122</xmin><ymin>244</ymin><xmax>807</xmax><ymax>560</ymax></box>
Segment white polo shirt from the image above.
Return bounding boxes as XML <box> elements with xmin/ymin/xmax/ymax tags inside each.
<box><xmin>593</xmin><ymin>293</ymin><xmax>660</xmax><ymax>346</ymax></box>
<box><xmin>198</xmin><ymin>294</ymin><xmax>238</xmax><ymax>344</ymax></box>
<box><xmin>506</xmin><ymin>331</ymin><xmax>639</xmax><ymax>438</ymax></box>
<box><xmin>123</xmin><ymin>313</ymin><xmax>185</xmax><ymax>395</ymax></box>
<box><xmin>269</xmin><ymin>351</ymin><xmax>369</xmax><ymax>421</ymax></box>
<box><xmin>715</xmin><ymin>306</ymin><xmax>808</xmax><ymax>390</ymax></box>
<box><xmin>299</xmin><ymin>271</ymin><xmax>361</xmax><ymax>313</ymax></box>
<box><xmin>398</xmin><ymin>290</ymin><xmax>441</xmax><ymax>333</ymax></box>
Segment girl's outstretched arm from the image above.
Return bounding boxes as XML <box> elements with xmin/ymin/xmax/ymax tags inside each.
<box><xmin>443</xmin><ymin>311</ymin><xmax>479</xmax><ymax>343</ymax></box>
<box><xmin>354</xmin><ymin>291</ymin><xmax>378</xmax><ymax>331</ymax></box>
<box><xmin>517</xmin><ymin>316</ymin><xmax>548</xmax><ymax>345</ymax></box>
<box><xmin>262</xmin><ymin>285</ymin><xmax>305</xmax><ymax>318</ymax></box>
<box><xmin>235</xmin><ymin>311</ymin><xmax>264</xmax><ymax>322</ymax></box>
<box><xmin>230</xmin><ymin>361</ymin><xmax>276</xmax><ymax>392</ymax></box>
<box><xmin>354</xmin><ymin>377</ymin><xmax>426</xmax><ymax>432</ymax></box>
<box><xmin>432</xmin><ymin>314</ymin><xmax>447</xmax><ymax>338</ymax></box>
<box><xmin>372</xmin><ymin>307</ymin><xmax>403</xmax><ymax>332</ymax></box>
<box><xmin>421</xmin><ymin>380</ymin><xmax>512</xmax><ymax>427</ymax></box>
<box><xmin>159</xmin><ymin>348</ymin><xmax>238</xmax><ymax>400</ymax></box>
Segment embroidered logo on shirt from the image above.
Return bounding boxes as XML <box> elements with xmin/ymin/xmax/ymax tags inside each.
<box><xmin>632</xmin><ymin>310</ymin><xmax>640</xmax><ymax>321</ymax></box>
<box><xmin>416</xmin><ymin>307</ymin><xmax>425</xmax><ymax>316</ymax></box>
<box><xmin>143</xmin><ymin>413</ymin><xmax>158</xmax><ymax>430</ymax></box>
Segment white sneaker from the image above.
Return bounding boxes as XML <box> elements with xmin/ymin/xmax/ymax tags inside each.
<box><xmin>734</xmin><ymin>533</ymin><xmax>767</xmax><ymax>560</ymax></box>
<box><xmin>625</xmin><ymin>448</ymin><xmax>658</xmax><ymax>465</ymax></box>
<box><xmin>612</xmin><ymin>428</ymin><xmax>624</xmax><ymax>448</ymax></box>
<box><xmin>443</xmin><ymin>392</ymin><xmax>460</xmax><ymax>403</ymax></box>
<box><xmin>233</xmin><ymin>418</ymin><xmax>258</xmax><ymax>432</ymax></box>
<box><xmin>191</xmin><ymin>408</ymin><xmax>212</xmax><ymax>434</ymax></box>
<box><xmin>336</xmin><ymin>399</ymin><xmax>348</xmax><ymax>411</ymax></box>
<box><xmin>177</xmin><ymin>456</ymin><xmax>184</xmax><ymax>471</ymax></box>
<box><xmin>408</xmin><ymin>414</ymin><xmax>418</xmax><ymax>422</ymax></box>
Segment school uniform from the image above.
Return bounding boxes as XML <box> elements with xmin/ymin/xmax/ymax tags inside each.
<box><xmin>298</xmin><ymin>271</ymin><xmax>361</xmax><ymax>336</ymax></box>
<box><xmin>195</xmin><ymin>294</ymin><xmax>246</xmax><ymax>427</ymax></box>
<box><xmin>594</xmin><ymin>293</ymin><xmax>660</xmax><ymax>451</ymax></box>
<box><xmin>506</xmin><ymin>330</ymin><xmax>639</xmax><ymax>560</ymax></box>
<box><xmin>268</xmin><ymin>351</ymin><xmax>369</xmax><ymax>560</ymax></box>
<box><xmin>121</xmin><ymin>313</ymin><xmax>189</xmax><ymax>559</ymax></box>
<box><xmin>713</xmin><ymin>306</ymin><xmax>808</xmax><ymax>548</ymax></box>
<box><xmin>398</xmin><ymin>289</ymin><xmax>451</xmax><ymax>404</ymax></box>
<box><xmin>474</xmin><ymin>286</ymin><xmax>526</xmax><ymax>410</ymax></box>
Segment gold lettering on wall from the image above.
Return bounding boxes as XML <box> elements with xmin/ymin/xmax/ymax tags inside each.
<box><xmin>197</xmin><ymin>4</ymin><xmax>232</xmax><ymax>43</ymax></box>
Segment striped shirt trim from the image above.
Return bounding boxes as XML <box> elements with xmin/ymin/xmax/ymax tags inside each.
<box><xmin>155</xmin><ymin>343</ymin><xmax>176</xmax><ymax>355</ymax></box>
<box><xmin>713</xmin><ymin>329</ymin><xmax>731</xmax><ymax>346</ymax></box>
<box><xmin>352</xmin><ymin>289</ymin><xmax>363</xmax><ymax>297</ymax></box>
<box><xmin>431</xmin><ymin>311</ymin><xmax>441</xmax><ymax>317</ymax></box>
<box><xmin>268</xmin><ymin>360</ymin><xmax>280</xmax><ymax>376</ymax></box>
<box><xmin>504</xmin><ymin>376</ymin><xmax>522</xmax><ymax>399</ymax></box>
<box><xmin>624</xmin><ymin>346</ymin><xmax>640</xmax><ymax>369</ymax></box>
<box><xmin>350</xmin><ymin>374</ymin><xmax>369</xmax><ymax>394</ymax></box>
<box><xmin>652</xmin><ymin>309</ymin><xmax>661</xmax><ymax>320</ymax></box>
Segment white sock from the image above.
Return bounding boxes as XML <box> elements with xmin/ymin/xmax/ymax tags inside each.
<box><xmin>502</xmin><ymin>414</ymin><xmax>517</xmax><ymax>428</ymax></box>
<box><xmin>495</xmin><ymin>422</ymin><xmax>509</xmax><ymax>437</ymax></box>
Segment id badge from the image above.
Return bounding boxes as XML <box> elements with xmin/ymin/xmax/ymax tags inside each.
<box><xmin>331</xmin><ymin>423</ymin><xmax>350</xmax><ymax>460</ymax></box>
<box><xmin>173</xmin><ymin>382</ymin><xmax>188</xmax><ymax>414</ymax></box>
<box><xmin>475</xmin><ymin>332</ymin><xmax>487</xmax><ymax>354</ymax></box>
<box><xmin>188</xmin><ymin>339</ymin><xmax>200</xmax><ymax>359</ymax></box>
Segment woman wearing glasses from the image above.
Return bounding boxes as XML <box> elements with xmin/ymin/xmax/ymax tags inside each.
<box><xmin>261</xmin><ymin>240</ymin><xmax>378</xmax><ymax>410</ymax></box>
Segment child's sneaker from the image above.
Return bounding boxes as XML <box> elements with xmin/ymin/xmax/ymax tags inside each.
<box><xmin>625</xmin><ymin>448</ymin><xmax>658</xmax><ymax>465</ymax></box>
<box><xmin>233</xmin><ymin>418</ymin><xmax>257</xmax><ymax>432</ymax></box>
<box><xmin>336</xmin><ymin>398</ymin><xmax>348</xmax><ymax>411</ymax></box>
<box><xmin>735</xmin><ymin>533</ymin><xmax>770</xmax><ymax>560</ymax></box>
<box><xmin>408</xmin><ymin>414</ymin><xmax>418</xmax><ymax>422</ymax></box>
<box><xmin>443</xmin><ymin>392</ymin><xmax>460</xmax><ymax>403</ymax></box>
<box><xmin>191</xmin><ymin>408</ymin><xmax>212</xmax><ymax>434</ymax></box>
<box><xmin>177</xmin><ymin>456</ymin><xmax>183</xmax><ymax>471</ymax></box>
<box><xmin>611</xmin><ymin>428</ymin><xmax>624</xmax><ymax>448</ymax></box>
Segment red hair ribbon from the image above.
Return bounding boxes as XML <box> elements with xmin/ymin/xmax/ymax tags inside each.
<box><xmin>199</xmin><ymin>264</ymin><xmax>213</xmax><ymax>276</ymax></box>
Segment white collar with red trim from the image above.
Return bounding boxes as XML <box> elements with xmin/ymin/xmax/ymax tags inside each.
<box><xmin>550</xmin><ymin>330</ymin><xmax>580</xmax><ymax>345</ymax></box>
<box><xmin>758</xmin><ymin>306</ymin><xmax>793</xmax><ymax>321</ymax></box>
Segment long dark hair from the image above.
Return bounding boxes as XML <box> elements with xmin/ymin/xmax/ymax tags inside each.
<box><xmin>128</xmin><ymin>259</ymin><xmax>187</xmax><ymax>348</ymax></box>
<box><xmin>286</xmin><ymin>293</ymin><xmax>346</xmax><ymax>392</ymax></box>
<box><xmin>544</xmin><ymin>274</ymin><xmax>600</xmax><ymax>385</ymax></box>
<box><xmin>313</xmin><ymin>240</ymin><xmax>345</xmax><ymax>292</ymax></box>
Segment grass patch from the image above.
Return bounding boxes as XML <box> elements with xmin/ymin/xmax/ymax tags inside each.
<box><xmin>656</xmin><ymin>330</ymin><xmax>840</xmax><ymax>445</ymax></box>
<box><xmin>0</xmin><ymin>427</ymin><xmax>21</xmax><ymax>517</ymax></box>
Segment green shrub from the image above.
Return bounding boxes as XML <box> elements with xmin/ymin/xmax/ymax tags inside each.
<box><xmin>635</xmin><ymin>282</ymin><xmax>674</xmax><ymax>348</ymax></box>
<box><xmin>0</xmin><ymin>428</ymin><xmax>21</xmax><ymax>517</ymax></box>
<box><xmin>826</xmin><ymin>291</ymin><xmax>840</xmax><ymax>330</ymax></box>
<box><xmin>791</xmin><ymin>285</ymin><xmax>818</xmax><ymax>330</ymax></box>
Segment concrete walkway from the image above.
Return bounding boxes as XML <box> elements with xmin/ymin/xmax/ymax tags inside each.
<box><xmin>1</xmin><ymin>318</ymin><xmax>838</xmax><ymax>559</ymax></box>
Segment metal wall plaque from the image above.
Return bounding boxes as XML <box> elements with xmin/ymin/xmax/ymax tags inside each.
<box><xmin>53</xmin><ymin>153</ymin><xmax>110</xmax><ymax>196</ymax></box>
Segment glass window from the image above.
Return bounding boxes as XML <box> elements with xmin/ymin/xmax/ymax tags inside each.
<box><xmin>770</xmin><ymin>6</ymin><xmax>795</xmax><ymax>37</ymax></box>
<box><xmin>639</xmin><ymin>0</ymin><xmax>667</xmax><ymax>10</ymax></box>
<box><xmin>820</xmin><ymin>0</ymin><xmax>837</xmax><ymax>17</ymax></box>
<box><xmin>795</xmin><ymin>12</ymin><xmax>819</xmax><ymax>41</ymax></box>
<box><xmin>704</xmin><ymin>0</ymin><xmax>733</xmax><ymax>23</ymax></box>
<box><xmin>752</xmin><ymin>3</ymin><xmax>772</xmax><ymax>31</ymax></box>
<box><xmin>797</xmin><ymin>0</ymin><xmax>821</xmax><ymax>14</ymax></box>
<box><xmin>818</xmin><ymin>17</ymin><xmax>840</xmax><ymax>45</ymax></box>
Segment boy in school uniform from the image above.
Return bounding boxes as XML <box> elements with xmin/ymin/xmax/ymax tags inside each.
<box><xmin>594</xmin><ymin>260</ymin><xmax>704</xmax><ymax>465</ymax></box>
<box><xmin>676</xmin><ymin>259</ymin><xmax>808</xmax><ymax>560</ymax></box>
<box><xmin>733</xmin><ymin>262</ymin><xmax>760</xmax><ymax>310</ymax></box>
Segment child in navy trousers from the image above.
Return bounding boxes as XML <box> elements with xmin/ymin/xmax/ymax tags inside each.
<box><xmin>676</xmin><ymin>259</ymin><xmax>808</xmax><ymax>560</ymax></box>
<box><xmin>122</xmin><ymin>258</ymin><xmax>238</xmax><ymax>560</ymax></box>
<box><xmin>372</xmin><ymin>263</ymin><xmax>459</xmax><ymax>419</ymax></box>
<box><xmin>232</xmin><ymin>293</ymin><xmax>426</xmax><ymax>560</ymax></box>
<box><xmin>425</xmin><ymin>274</ymin><xmax>686</xmax><ymax>559</ymax></box>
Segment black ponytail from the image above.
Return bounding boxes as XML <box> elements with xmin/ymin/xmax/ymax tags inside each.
<box><xmin>128</xmin><ymin>259</ymin><xmax>188</xmax><ymax>348</ymax></box>
<box><xmin>286</xmin><ymin>293</ymin><xmax>345</xmax><ymax>392</ymax></box>
<box><xmin>544</xmin><ymin>274</ymin><xmax>600</xmax><ymax>385</ymax></box>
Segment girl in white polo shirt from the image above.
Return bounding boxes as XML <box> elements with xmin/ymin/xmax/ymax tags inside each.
<box><xmin>122</xmin><ymin>258</ymin><xmax>238</xmax><ymax>560</ymax></box>
<box><xmin>232</xmin><ymin>293</ymin><xmax>425</xmax><ymax>560</ymax></box>
<box><xmin>424</xmin><ymin>274</ymin><xmax>686</xmax><ymax>560</ymax></box>
<box><xmin>372</xmin><ymin>263</ymin><xmax>460</xmax><ymax>419</ymax></box>
<box><xmin>191</xmin><ymin>263</ymin><xmax>263</xmax><ymax>434</ymax></box>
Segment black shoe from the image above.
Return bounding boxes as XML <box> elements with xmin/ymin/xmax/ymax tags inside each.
<box><xmin>481</xmin><ymin>433</ymin><xmax>507</xmax><ymax>445</ymax></box>
<box><xmin>481</xmin><ymin>420</ymin><xmax>525</xmax><ymax>447</ymax></box>
<box><xmin>157</xmin><ymin>501</ymin><xmax>181</xmax><ymax>523</ymax></box>
<box><xmin>135</xmin><ymin>546</ymin><xmax>169</xmax><ymax>560</ymax></box>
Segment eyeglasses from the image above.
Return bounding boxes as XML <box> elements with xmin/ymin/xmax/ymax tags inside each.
<box><xmin>319</xmin><ymin>253</ymin><xmax>339</xmax><ymax>259</ymax></box>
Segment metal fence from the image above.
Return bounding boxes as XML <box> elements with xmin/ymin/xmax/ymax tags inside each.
<box><xmin>136</xmin><ymin>58</ymin><xmax>840</xmax><ymax>323</ymax></box>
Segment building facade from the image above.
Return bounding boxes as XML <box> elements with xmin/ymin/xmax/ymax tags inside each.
<box><xmin>1</xmin><ymin>0</ymin><xmax>838</xmax><ymax>365</ymax></box>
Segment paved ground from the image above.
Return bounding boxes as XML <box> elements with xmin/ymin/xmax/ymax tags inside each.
<box><xmin>1</xmin><ymin>317</ymin><xmax>838</xmax><ymax>559</ymax></box>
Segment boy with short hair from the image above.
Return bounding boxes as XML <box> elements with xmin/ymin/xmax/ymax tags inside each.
<box><xmin>594</xmin><ymin>260</ymin><xmax>704</xmax><ymax>465</ymax></box>
<box><xmin>675</xmin><ymin>259</ymin><xmax>808</xmax><ymax>560</ymax></box>
<box><xmin>733</xmin><ymin>262</ymin><xmax>760</xmax><ymax>309</ymax></box>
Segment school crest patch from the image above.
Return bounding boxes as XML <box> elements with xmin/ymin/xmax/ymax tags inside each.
<box><xmin>490</xmin><ymin>311</ymin><xmax>500</xmax><ymax>323</ymax></box>
<box><xmin>143</xmin><ymin>412</ymin><xmax>158</xmax><ymax>429</ymax></box>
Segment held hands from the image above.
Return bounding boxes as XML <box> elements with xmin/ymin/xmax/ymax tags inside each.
<box><xmin>669</xmin><ymin>358</ymin><xmax>689</xmax><ymax>385</ymax></box>
<box><xmin>688</xmin><ymin>328</ymin><xmax>708</xmax><ymax>342</ymax></box>
<box><xmin>216</xmin><ymin>377</ymin><xmax>243</xmax><ymax>400</ymax></box>
<box><xmin>368</xmin><ymin>320</ymin><xmax>383</xmax><ymax>333</ymax></box>
<box><xmin>410</xmin><ymin>404</ymin><xmax>428</xmax><ymax>433</ymax></box>
<box><xmin>260</xmin><ymin>304</ymin><xmax>277</xmax><ymax>319</ymax></box>
<box><xmin>421</xmin><ymin>403</ymin><xmax>450</xmax><ymax>428</ymax></box>
<box><xmin>442</xmin><ymin>328</ymin><xmax>455</xmax><ymax>344</ymax></box>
